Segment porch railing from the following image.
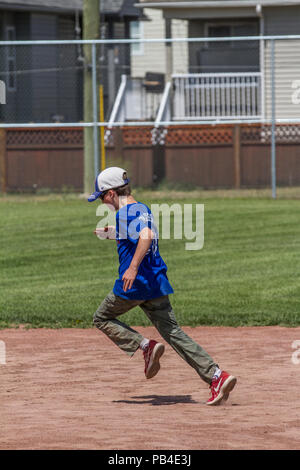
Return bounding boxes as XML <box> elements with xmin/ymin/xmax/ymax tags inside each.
<box><xmin>172</xmin><ymin>73</ymin><xmax>262</xmax><ymax>121</ymax></box>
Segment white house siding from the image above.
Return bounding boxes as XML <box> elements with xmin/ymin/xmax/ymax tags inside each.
<box><xmin>173</xmin><ymin>18</ymin><xmax>189</xmax><ymax>74</ymax></box>
<box><xmin>264</xmin><ymin>40</ymin><xmax>300</xmax><ymax>121</ymax></box>
<box><xmin>130</xmin><ymin>8</ymin><xmax>188</xmax><ymax>78</ymax></box>
<box><xmin>264</xmin><ymin>7</ymin><xmax>300</xmax><ymax>120</ymax></box>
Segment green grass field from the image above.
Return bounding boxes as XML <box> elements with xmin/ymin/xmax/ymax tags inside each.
<box><xmin>1</xmin><ymin>189</ymin><xmax>300</xmax><ymax>328</ymax></box>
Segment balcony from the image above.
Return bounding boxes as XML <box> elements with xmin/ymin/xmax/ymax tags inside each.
<box><xmin>172</xmin><ymin>73</ymin><xmax>262</xmax><ymax>121</ymax></box>
<box><xmin>107</xmin><ymin>72</ymin><xmax>263</xmax><ymax>129</ymax></box>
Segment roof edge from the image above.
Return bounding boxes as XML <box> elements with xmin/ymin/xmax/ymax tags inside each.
<box><xmin>135</xmin><ymin>0</ymin><xmax>300</xmax><ymax>8</ymax></box>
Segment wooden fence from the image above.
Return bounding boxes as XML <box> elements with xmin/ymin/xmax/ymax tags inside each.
<box><xmin>1</xmin><ymin>124</ymin><xmax>300</xmax><ymax>192</ymax></box>
<box><xmin>0</xmin><ymin>128</ymin><xmax>83</xmax><ymax>193</ymax></box>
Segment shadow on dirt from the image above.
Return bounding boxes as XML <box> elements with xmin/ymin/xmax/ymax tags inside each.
<box><xmin>113</xmin><ymin>395</ymin><xmax>198</xmax><ymax>406</ymax></box>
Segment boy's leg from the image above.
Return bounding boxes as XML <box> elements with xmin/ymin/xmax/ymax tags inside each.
<box><xmin>140</xmin><ymin>296</ymin><xmax>218</xmax><ymax>384</ymax></box>
<box><xmin>93</xmin><ymin>291</ymin><xmax>144</xmax><ymax>356</ymax></box>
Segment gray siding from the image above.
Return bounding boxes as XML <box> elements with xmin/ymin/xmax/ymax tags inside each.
<box><xmin>31</xmin><ymin>13</ymin><xmax>58</xmax><ymax>121</ymax></box>
<box><xmin>131</xmin><ymin>8</ymin><xmax>188</xmax><ymax>78</ymax></box>
<box><xmin>29</xmin><ymin>13</ymin><xmax>81</xmax><ymax>122</ymax></box>
<box><xmin>0</xmin><ymin>12</ymin><xmax>17</xmax><ymax>122</ymax></box>
<box><xmin>57</xmin><ymin>15</ymin><xmax>83</xmax><ymax>121</ymax></box>
<box><xmin>264</xmin><ymin>39</ymin><xmax>300</xmax><ymax>120</ymax></box>
<box><xmin>15</xmin><ymin>12</ymin><xmax>32</xmax><ymax>122</ymax></box>
<box><xmin>263</xmin><ymin>7</ymin><xmax>300</xmax><ymax>120</ymax></box>
<box><xmin>264</xmin><ymin>6</ymin><xmax>300</xmax><ymax>35</ymax></box>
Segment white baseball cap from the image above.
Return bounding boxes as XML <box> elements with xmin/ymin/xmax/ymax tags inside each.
<box><xmin>88</xmin><ymin>167</ymin><xmax>130</xmax><ymax>202</ymax></box>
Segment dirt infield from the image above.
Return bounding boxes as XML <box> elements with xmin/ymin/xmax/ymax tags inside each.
<box><xmin>1</xmin><ymin>326</ymin><xmax>300</xmax><ymax>450</ymax></box>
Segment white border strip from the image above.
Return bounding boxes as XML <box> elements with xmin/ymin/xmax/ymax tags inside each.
<box><xmin>1</xmin><ymin>35</ymin><xmax>300</xmax><ymax>46</ymax></box>
<box><xmin>1</xmin><ymin>118</ymin><xmax>300</xmax><ymax>128</ymax></box>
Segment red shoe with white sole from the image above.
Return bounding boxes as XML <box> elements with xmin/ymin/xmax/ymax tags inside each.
<box><xmin>206</xmin><ymin>371</ymin><xmax>237</xmax><ymax>406</ymax></box>
<box><xmin>143</xmin><ymin>340</ymin><xmax>165</xmax><ymax>379</ymax></box>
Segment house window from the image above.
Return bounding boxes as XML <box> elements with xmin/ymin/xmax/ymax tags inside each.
<box><xmin>208</xmin><ymin>25</ymin><xmax>231</xmax><ymax>48</ymax></box>
<box><xmin>130</xmin><ymin>21</ymin><xmax>144</xmax><ymax>56</ymax></box>
<box><xmin>205</xmin><ymin>22</ymin><xmax>258</xmax><ymax>49</ymax></box>
<box><xmin>6</xmin><ymin>26</ymin><xmax>17</xmax><ymax>91</ymax></box>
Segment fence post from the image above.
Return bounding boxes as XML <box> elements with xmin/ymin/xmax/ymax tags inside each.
<box><xmin>153</xmin><ymin>143</ymin><xmax>166</xmax><ymax>186</ymax></box>
<box><xmin>0</xmin><ymin>129</ymin><xmax>6</xmax><ymax>193</ymax></box>
<box><xmin>114</xmin><ymin>127</ymin><xmax>124</xmax><ymax>162</ymax></box>
<box><xmin>271</xmin><ymin>39</ymin><xmax>277</xmax><ymax>199</ymax></box>
<box><xmin>233</xmin><ymin>124</ymin><xmax>241</xmax><ymax>189</ymax></box>
<box><xmin>92</xmin><ymin>42</ymin><xmax>99</xmax><ymax>177</ymax></box>
<box><xmin>165</xmin><ymin>19</ymin><xmax>174</xmax><ymax>120</ymax></box>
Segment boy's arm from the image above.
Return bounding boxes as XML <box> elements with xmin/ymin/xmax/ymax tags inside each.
<box><xmin>94</xmin><ymin>226</ymin><xmax>116</xmax><ymax>240</ymax></box>
<box><xmin>122</xmin><ymin>227</ymin><xmax>154</xmax><ymax>292</ymax></box>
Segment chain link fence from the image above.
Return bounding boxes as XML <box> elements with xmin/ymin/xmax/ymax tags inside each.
<box><xmin>0</xmin><ymin>36</ymin><xmax>300</xmax><ymax>195</ymax></box>
<box><xmin>0</xmin><ymin>42</ymin><xmax>131</xmax><ymax>123</ymax></box>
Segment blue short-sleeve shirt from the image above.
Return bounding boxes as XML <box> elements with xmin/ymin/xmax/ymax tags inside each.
<box><xmin>113</xmin><ymin>202</ymin><xmax>174</xmax><ymax>300</ymax></box>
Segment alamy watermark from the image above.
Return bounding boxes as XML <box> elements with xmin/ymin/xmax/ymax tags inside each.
<box><xmin>291</xmin><ymin>80</ymin><xmax>300</xmax><ymax>105</ymax></box>
<box><xmin>0</xmin><ymin>341</ymin><xmax>6</xmax><ymax>365</ymax></box>
<box><xmin>95</xmin><ymin>201</ymin><xmax>204</xmax><ymax>251</ymax></box>
<box><xmin>0</xmin><ymin>80</ymin><xmax>6</xmax><ymax>105</ymax></box>
<box><xmin>291</xmin><ymin>340</ymin><xmax>300</xmax><ymax>365</ymax></box>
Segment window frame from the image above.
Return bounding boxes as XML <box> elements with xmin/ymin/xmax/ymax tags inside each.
<box><xmin>130</xmin><ymin>21</ymin><xmax>144</xmax><ymax>57</ymax></box>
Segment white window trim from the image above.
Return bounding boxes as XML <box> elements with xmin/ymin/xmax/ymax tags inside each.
<box><xmin>130</xmin><ymin>21</ymin><xmax>144</xmax><ymax>57</ymax></box>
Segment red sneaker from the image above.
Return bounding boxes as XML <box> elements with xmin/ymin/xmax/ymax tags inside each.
<box><xmin>143</xmin><ymin>340</ymin><xmax>165</xmax><ymax>379</ymax></box>
<box><xmin>206</xmin><ymin>371</ymin><xmax>237</xmax><ymax>406</ymax></box>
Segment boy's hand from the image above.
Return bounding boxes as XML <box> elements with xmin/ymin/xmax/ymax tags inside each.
<box><xmin>122</xmin><ymin>265</ymin><xmax>138</xmax><ymax>292</ymax></box>
<box><xmin>94</xmin><ymin>226</ymin><xmax>116</xmax><ymax>240</ymax></box>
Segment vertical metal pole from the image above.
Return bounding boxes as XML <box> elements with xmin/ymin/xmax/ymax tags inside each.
<box><xmin>99</xmin><ymin>85</ymin><xmax>106</xmax><ymax>171</ymax></box>
<box><xmin>271</xmin><ymin>39</ymin><xmax>276</xmax><ymax>199</ymax></box>
<box><xmin>83</xmin><ymin>0</ymin><xmax>99</xmax><ymax>193</ymax></box>
<box><xmin>92</xmin><ymin>42</ymin><xmax>99</xmax><ymax>177</ymax></box>
<box><xmin>165</xmin><ymin>19</ymin><xmax>174</xmax><ymax>120</ymax></box>
<box><xmin>259</xmin><ymin>12</ymin><xmax>265</xmax><ymax>120</ymax></box>
<box><xmin>0</xmin><ymin>129</ymin><xmax>7</xmax><ymax>193</ymax></box>
<box><xmin>108</xmin><ymin>47</ymin><xmax>116</xmax><ymax>114</ymax></box>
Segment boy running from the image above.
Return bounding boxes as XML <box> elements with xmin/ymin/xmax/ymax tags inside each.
<box><xmin>88</xmin><ymin>167</ymin><xmax>236</xmax><ymax>405</ymax></box>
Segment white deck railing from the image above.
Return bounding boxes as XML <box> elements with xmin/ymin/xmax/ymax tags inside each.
<box><xmin>173</xmin><ymin>73</ymin><xmax>262</xmax><ymax>121</ymax></box>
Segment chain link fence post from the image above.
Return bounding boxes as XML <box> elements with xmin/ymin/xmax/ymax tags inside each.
<box><xmin>271</xmin><ymin>39</ymin><xmax>277</xmax><ymax>199</ymax></box>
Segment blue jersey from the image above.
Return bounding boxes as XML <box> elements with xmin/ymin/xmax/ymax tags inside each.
<box><xmin>113</xmin><ymin>202</ymin><xmax>174</xmax><ymax>300</ymax></box>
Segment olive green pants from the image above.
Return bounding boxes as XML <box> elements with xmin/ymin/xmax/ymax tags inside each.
<box><xmin>93</xmin><ymin>291</ymin><xmax>218</xmax><ymax>384</ymax></box>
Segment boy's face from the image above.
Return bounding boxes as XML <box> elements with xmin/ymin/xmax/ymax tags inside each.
<box><xmin>101</xmin><ymin>189</ymin><xmax>119</xmax><ymax>211</ymax></box>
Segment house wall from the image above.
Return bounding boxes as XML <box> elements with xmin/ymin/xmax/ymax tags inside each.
<box><xmin>188</xmin><ymin>18</ymin><xmax>259</xmax><ymax>73</ymax></box>
<box><xmin>15</xmin><ymin>12</ymin><xmax>32</xmax><ymax>123</ymax></box>
<box><xmin>130</xmin><ymin>8</ymin><xmax>188</xmax><ymax>78</ymax></box>
<box><xmin>263</xmin><ymin>6</ymin><xmax>300</xmax><ymax>121</ymax></box>
<box><xmin>164</xmin><ymin>6</ymin><xmax>257</xmax><ymax>20</ymax></box>
<box><xmin>0</xmin><ymin>9</ymin><xmax>82</xmax><ymax>124</ymax></box>
<box><xmin>102</xmin><ymin>20</ymin><xmax>132</xmax><ymax>117</ymax></box>
<box><xmin>30</xmin><ymin>13</ymin><xmax>82</xmax><ymax>123</ymax></box>
<box><xmin>31</xmin><ymin>13</ymin><xmax>58</xmax><ymax>122</ymax></box>
<box><xmin>0</xmin><ymin>11</ymin><xmax>18</xmax><ymax>122</ymax></box>
<box><xmin>161</xmin><ymin>4</ymin><xmax>300</xmax><ymax>121</ymax></box>
<box><xmin>57</xmin><ymin>15</ymin><xmax>83</xmax><ymax>122</ymax></box>
<box><xmin>139</xmin><ymin>4</ymin><xmax>300</xmax><ymax>122</ymax></box>
<box><xmin>264</xmin><ymin>6</ymin><xmax>300</xmax><ymax>35</ymax></box>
